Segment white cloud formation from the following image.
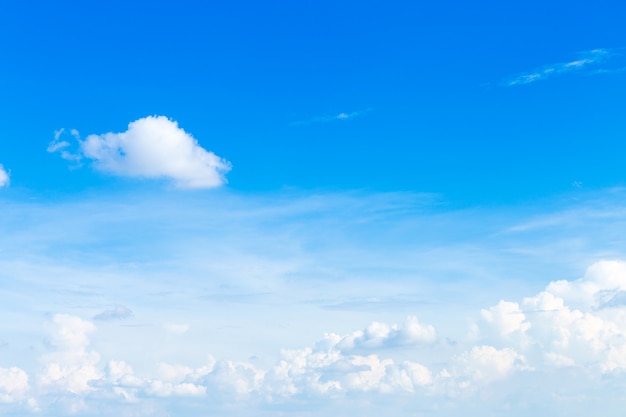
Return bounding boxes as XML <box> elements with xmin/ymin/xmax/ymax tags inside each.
<box><xmin>0</xmin><ymin>367</ymin><xmax>29</xmax><ymax>403</ymax></box>
<box><xmin>505</xmin><ymin>48</ymin><xmax>611</xmax><ymax>86</ymax></box>
<box><xmin>478</xmin><ymin>260</ymin><xmax>626</xmax><ymax>373</ymax></box>
<box><xmin>264</xmin><ymin>348</ymin><xmax>433</xmax><ymax>397</ymax></box>
<box><xmin>39</xmin><ymin>314</ymin><xmax>102</xmax><ymax>395</ymax></box>
<box><xmin>48</xmin><ymin>116</ymin><xmax>231</xmax><ymax>188</ymax></box>
<box><xmin>449</xmin><ymin>345</ymin><xmax>528</xmax><ymax>388</ymax></box>
<box><xmin>0</xmin><ymin>164</ymin><xmax>9</xmax><ymax>187</ymax></box>
<box><xmin>326</xmin><ymin>316</ymin><xmax>437</xmax><ymax>352</ymax></box>
<box><xmin>7</xmin><ymin>266</ymin><xmax>626</xmax><ymax>417</ymax></box>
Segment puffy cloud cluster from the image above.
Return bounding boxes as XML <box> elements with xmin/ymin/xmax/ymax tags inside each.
<box><xmin>48</xmin><ymin>116</ymin><xmax>231</xmax><ymax>188</ymax></box>
<box><xmin>96</xmin><ymin>317</ymin><xmax>438</xmax><ymax>402</ymax></box>
<box><xmin>0</xmin><ymin>164</ymin><xmax>9</xmax><ymax>187</ymax></box>
<box><xmin>7</xmin><ymin>261</ymin><xmax>626</xmax><ymax>414</ymax></box>
<box><xmin>325</xmin><ymin>316</ymin><xmax>437</xmax><ymax>352</ymax></box>
<box><xmin>39</xmin><ymin>314</ymin><xmax>102</xmax><ymax>394</ymax></box>
<box><xmin>0</xmin><ymin>367</ymin><xmax>29</xmax><ymax>403</ymax></box>
<box><xmin>479</xmin><ymin>260</ymin><xmax>626</xmax><ymax>373</ymax></box>
<box><xmin>261</xmin><ymin>347</ymin><xmax>433</xmax><ymax>399</ymax></box>
<box><xmin>446</xmin><ymin>345</ymin><xmax>527</xmax><ymax>387</ymax></box>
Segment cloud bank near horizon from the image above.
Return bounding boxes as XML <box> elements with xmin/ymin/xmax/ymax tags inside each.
<box><xmin>2</xmin><ymin>260</ymin><xmax>626</xmax><ymax>415</ymax></box>
<box><xmin>3</xmin><ymin>187</ymin><xmax>626</xmax><ymax>416</ymax></box>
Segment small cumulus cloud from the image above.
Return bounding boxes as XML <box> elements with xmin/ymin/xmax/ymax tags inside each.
<box><xmin>0</xmin><ymin>367</ymin><xmax>29</xmax><ymax>403</ymax></box>
<box><xmin>0</xmin><ymin>164</ymin><xmax>9</xmax><ymax>187</ymax></box>
<box><xmin>325</xmin><ymin>316</ymin><xmax>437</xmax><ymax>352</ymax></box>
<box><xmin>504</xmin><ymin>48</ymin><xmax>615</xmax><ymax>86</ymax></box>
<box><xmin>48</xmin><ymin>116</ymin><xmax>231</xmax><ymax>188</ymax></box>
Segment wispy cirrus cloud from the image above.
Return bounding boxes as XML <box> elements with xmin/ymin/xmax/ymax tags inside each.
<box><xmin>291</xmin><ymin>108</ymin><xmax>372</xmax><ymax>126</ymax></box>
<box><xmin>93</xmin><ymin>305</ymin><xmax>133</xmax><ymax>321</ymax></box>
<box><xmin>504</xmin><ymin>48</ymin><xmax>619</xmax><ymax>86</ymax></box>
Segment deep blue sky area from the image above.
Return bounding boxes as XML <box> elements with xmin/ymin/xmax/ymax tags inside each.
<box><xmin>1</xmin><ymin>0</ymin><xmax>626</xmax><ymax>202</ymax></box>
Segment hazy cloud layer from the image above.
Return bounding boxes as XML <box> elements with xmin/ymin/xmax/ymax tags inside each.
<box><xmin>3</xmin><ymin>189</ymin><xmax>626</xmax><ymax>415</ymax></box>
<box><xmin>48</xmin><ymin>116</ymin><xmax>231</xmax><ymax>188</ymax></box>
<box><xmin>93</xmin><ymin>306</ymin><xmax>133</xmax><ymax>321</ymax></box>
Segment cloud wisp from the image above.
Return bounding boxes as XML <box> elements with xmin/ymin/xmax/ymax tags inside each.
<box><xmin>93</xmin><ymin>306</ymin><xmax>133</xmax><ymax>321</ymax></box>
<box><xmin>48</xmin><ymin>116</ymin><xmax>231</xmax><ymax>188</ymax></box>
<box><xmin>291</xmin><ymin>108</ymin><xmax>372</xmax><ymax>125</ymax></box>
<box><xmin>504</xmin><ymin>48</ymin><xmax>615</xmax><ymax>86</ymax></box>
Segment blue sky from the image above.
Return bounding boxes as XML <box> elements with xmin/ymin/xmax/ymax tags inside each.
<box><xmin>1</xmin><ymin>1</ymin><xmax>626</xmax><ymax>415</ymax></box>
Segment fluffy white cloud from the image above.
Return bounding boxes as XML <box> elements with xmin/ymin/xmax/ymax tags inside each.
<box><xmin>0</xmin><ymin>367</ymin><xmax>29</xmax><ymax>403</ymax></box>
<box><xmin>0</xmin><ymin>164</ymin><xmax>9</xmax><ymax>187</ymax></box>
<box><xmin>39</xmin><ymin>314</ymin><xmax>102</xmax><ymax>394</ymax></box>
<box><xmin>450</xmin><ymin>345</ymin><xmax>527</xmax><ymax>386</ymax></box>
<box><xmin>479</xmin><ymin>260</ymin><xmax>626</xmax><ymax>373</ymax></box>
<box><xmin>261</xmin><ymin>347</ymin><xmax>433</xmax><ymax>399</ymax></box>
<box><xmin>327</xmin><ymin>316</ymin><xmax>437</xmax><ymax>352</ymax></box>
<box><xmin>49</xmin><ymin>116</ymin><xmax>231</xmax><ymax>188</ymax></box>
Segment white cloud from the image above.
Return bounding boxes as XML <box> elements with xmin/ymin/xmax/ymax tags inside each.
<box><xmin>329</xmin><ymin>316</ymin><xmax>437</xmax><ymax>352</ymax></box>
<box><xmin>505</xmin><ymin>49</ymin><xmax>611</xmax><ymax>86</ymax></box>
<box><xmin>260</xmin><ymin>343</ymin><xmax>433</xmax><ymax>399</ymax></box>
<box><xmin>39</xmin><ymin>314</ymin><xmax>103</xmax><ymax>395</ymax></box>
<box><xmin>478</xmin><ymin>260</ymin><xmax>626</xmax><ymax>373</ymax></box>
<box><xmin>0</xmin><ymin>164</ymin><xmax>9</xmax><ymax>187</ymax></box>
<box><xmin>481</xmin><ymin>300</ymin><xmax>530</xmax><ymax>338</ymax></box>
<box><xmin>49</xmin><ymin>116</ymin><xmax>231</xmax><ymax>188</ymax></box>
<box><xmin>450</xmin><ymin>345</ymin><xmax>528</xmax><ymax>387</ymax></box>
<box><xmin>0</xmin><ymin>367</ymin><xmax>29</xmax><ymax>403</ymax></box>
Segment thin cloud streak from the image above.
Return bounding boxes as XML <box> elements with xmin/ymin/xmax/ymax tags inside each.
<box><xmin>505</xmin><ymin>48</ymin><xmax>614</xmax><ymax>86</ymax></box>
<box><xmin>290</xmin><ymin>108</ymin><xmax>372</xmax><ymax>125</ymax></box>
